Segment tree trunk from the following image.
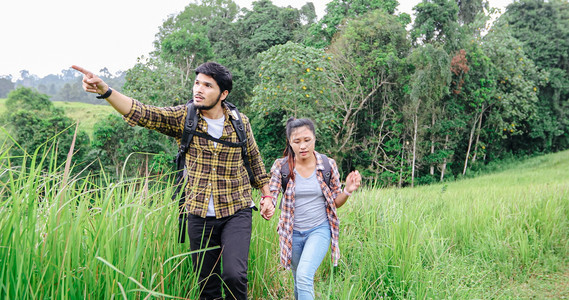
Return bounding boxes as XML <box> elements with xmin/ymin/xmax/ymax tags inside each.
<box><xmin>430</xmin><ymin>112</ymin><xmax>436</xmax><ymax>176</ymax></box>
<box><xmin>399</xmin><ymin>143</ymin><xmax>405</xmax><ymax>188</ymax></box>
<box><xmin>471</xmin><ymin>104</ymin><xmax>484</xmax><ymax>164</ymax></box>
<box><xmin>411</xmin><ymin>103</ymin><xmax>420</xmax><ymax>187</ymax></box>
<box><xmin>463</xmin><ymin>115</ymin><xmax>478</xmax><ymax>175</ymax></box>
<box><xmin>440</xmin><ymin>134</ymin><xmax>449</xmax><ymax>182</ymax></box>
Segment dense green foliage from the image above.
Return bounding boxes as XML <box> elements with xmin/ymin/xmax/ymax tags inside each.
<box><xmin>2</xmin><ymin>0</ymin><xmax>568</xmax><ymax>185</ymax></box>
<box><xmin>1</xmin><ymin>134</ymin><xmax>567</xmax><ymax>298</ymax></box>
<box><xmin>114</xmin><ymin>0</ymin><xmax>569</xmax><ymax>187</ymax></box>
<box><xmin>0</xmin><ymin>87</ymin><xmax>91</xmax><ymax>167</ymax></box>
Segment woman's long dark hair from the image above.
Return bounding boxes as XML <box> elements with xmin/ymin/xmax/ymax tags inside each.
<box><xmin>283</xmin><ymin>117</ymin><xmax>316</xmax><ymax>181</ymax></box>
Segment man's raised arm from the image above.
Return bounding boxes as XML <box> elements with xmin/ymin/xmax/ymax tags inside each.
<box><xmin>71</xmin><ymin>65</ymin><xmax>133</xmax><ymax>115</ymax></box>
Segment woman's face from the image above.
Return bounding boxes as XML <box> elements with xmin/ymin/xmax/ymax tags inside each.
<box><xmin>289</xmin><ymin>126</ymin><xmax>315</xmax><ymax>160</ymax></box>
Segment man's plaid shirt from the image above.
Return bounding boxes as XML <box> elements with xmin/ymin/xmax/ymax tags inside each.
<box><xmin>124</xmin><ymin>99</ymin><xmax>269</xmax><ymax>218</ymax></box>
<box><xmin>268</xmin><ymin>151</ymin><xmax>341</xmax><ymax>269</ymax></box>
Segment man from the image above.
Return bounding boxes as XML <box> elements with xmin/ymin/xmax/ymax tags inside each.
<box><xmin>73</xmin><ymin>62</ymin><xmax>275</xmax><ymax>300</ymax></box>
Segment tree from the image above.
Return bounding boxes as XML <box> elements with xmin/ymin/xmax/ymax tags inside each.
<box><xmin>154</xmin><ymin>0</ymin><xmax>239</xmax><ymax>48</ymax></box>
<box><xmin>326</xmin><ymin>9</ymin><xmax>411</xmax><ymax>183</ymax></box>
<box><xmin>407</xmin><ymin>44</ymin><xmax>451</xmax><ymax>186</ymax></box>
<box><xmin>480</xmin><ymin>20</ymin><xmax>543</xmax><ymax>159</ymax></box>
<box><xmin>249</xmin><ymin>42</ymin><xmax>334</xmax><ymax>165</ymax></box>
<box><xmin>455</xmin><ymin>43</ymin><xmax>494</xmax><ymax>175</ymax></box>
<box><xmin>412</xmin><ymin>0</ymin><xmax>461</xmax><ymax>52</ymax></box>
<box><xmin>2</xmin><ymin>87</ymin><xmax>90</xmax><ymax>168</ymax></box>
<box><xmin>503</xmin><ymin>0</ymin><xmax>569</xmax><ymax>151</ymax></box>
<box><xmin>0</xmin><ymin>76</ymin><xmax>15</xmax><ymax>98</ymax></box>
<box><xmin>5</xmin><ymin>86</ymin><xmax>53</xmax><ymax>112</ymax></box>
<box><xmin>457</xmin><ymin>0</ymin><xmax>489</xmax><ymax>24</ymax></box>
<box><xmin>160</xmin><ymin>30</ymin><xmax>214</xmax><ymax>86</ymax></box>
<box><xmin>123</xmin><ymin>56</ymin><xmax>189</xmax><ymax>107</ymax></box>
<box><xmin>306</xmin><ymin>0</ymin><xmax>400</xmax><ymax>47</ymax></box>
<box><xmin>91</xmin><ymin>114</ymin><xmax>175</xmax><ymax>178</ymax></box>
<box><xmin>228</xmin><ymin>0</ymin><xmax>305</xmax><ymax>106</ymax></box>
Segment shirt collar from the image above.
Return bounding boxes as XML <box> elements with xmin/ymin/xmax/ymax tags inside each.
<box><xmin>197</xmin><ymin>101</ymin><xmax>233</xmax><ymax>122</ymax></box>
<box><xmin>314</xmin><ymin>151</ymin><xmax>325</xmax><ymax>171</ymax></box>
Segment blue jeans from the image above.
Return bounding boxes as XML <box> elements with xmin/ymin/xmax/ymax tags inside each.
<box><xmin>291</xmin><ymin>220</ymin><xmax>331</xmax><ymax>300</ymax></box>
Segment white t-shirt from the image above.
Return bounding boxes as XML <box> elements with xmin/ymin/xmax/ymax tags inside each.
<box><xmin>202</xmin><ymin>114</ymin><xmax>255</xmax><ymax>217</ymax></box>
<box><xmin>203</xmin><ymin>115</ymin><xmax>225</xmax><ymax>217</ymax></box>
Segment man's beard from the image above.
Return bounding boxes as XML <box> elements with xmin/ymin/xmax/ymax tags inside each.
<box><xmin>194</xmin><ymin>92</ymin><xmax>222</xmax><ymax>111</ymax></box>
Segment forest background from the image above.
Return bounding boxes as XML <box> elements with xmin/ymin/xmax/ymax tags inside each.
<box><xmin>1</xmin><ymin>0</ymin><xmax>568</xmax><ymax>187</ymax></box>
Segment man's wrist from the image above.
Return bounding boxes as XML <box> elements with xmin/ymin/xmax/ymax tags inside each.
<box><xmin>96</xmin><ymin>86</ymin><xmax>113</xmax><ymax>99</ymax></box>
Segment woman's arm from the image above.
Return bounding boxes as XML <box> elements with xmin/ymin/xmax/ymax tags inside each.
<box><xmin>334</xmin><ymin>170</ymin><xmax>361</xmax><ymax>208</ymax></box>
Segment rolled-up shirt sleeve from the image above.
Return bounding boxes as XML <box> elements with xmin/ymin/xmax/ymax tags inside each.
<box><xmin>242</xmin><ymin>115</ymin><xmax>269</xmax><ymax>189</ymax></box>
<box><xmin>123</xmin><ymin>99</ymin><xmax>186</xmax><ymax>138</ymax></box>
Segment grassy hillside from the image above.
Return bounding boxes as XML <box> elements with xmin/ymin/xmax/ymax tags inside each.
<box><xmin>0</xmin><ymin>98</ymin><xmax>117</xmax><ymax>139</ymax></box>
<box><xmin>324</xmin><ymin>150</ymin><xmax>569</xmax><ymax>298</ymax></box>
<box><xmin>52</xmin><ymin>101</ymin><xmax>118</xmax><ymax>138</ymax></box>
<box><xmin>0</xmin><ymin>98</ymin><xmax>6</xmax><ymax>115</ymax></box>
<box><xmin>1</xmin><ymin>133</ymin><xmax>567</xmax><ymax>299</ymax></box>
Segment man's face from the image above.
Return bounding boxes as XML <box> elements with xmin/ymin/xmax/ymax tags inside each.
<box><xmin>192</xmin><ymin>73</ymin><xmax>227</xmax><ymax>110</ymax></box>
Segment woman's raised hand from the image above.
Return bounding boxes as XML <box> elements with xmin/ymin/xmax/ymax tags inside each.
<box><xmin>345</xmin><ymin>170</ymin><xmax>362</xmax><ymax>194</ymax></box>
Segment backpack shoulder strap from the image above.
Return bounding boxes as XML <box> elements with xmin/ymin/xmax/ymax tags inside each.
<box><xmin>278</xmin><ymin>157</ymin><xmax>290</xmax><ymax>210</ymax></box>
<box><xmin>280</xmin><ymin>155</ymin><xmax>332</xmax><ymax>191</ymax></box>
<box><xmin>176</xmin><ymin>102</ymin><xmax>198</xmax><ymax>172</ymax></box>
<box><xmin>175</xmin><ymin>101</ymin><xmax>198</xmax><ymax>244</ymax></box>
<box><xmin>321</xmin><ymin>154</ymin><xmax>332</xmax><ymax>188</ymax></box>
<box><xmin>280</xmin><ymin>157</ymin><xmax>290</xmax><ymax>192</ymax></box>
<box><xmin>225</xmin><ymin>101</ymin><xmax>255</xmax><ymax>184</ymax></box>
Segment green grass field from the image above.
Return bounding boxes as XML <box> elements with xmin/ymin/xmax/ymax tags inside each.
<box><xmin>0</xmin><ymin>98</ymin><xmax>117</xmax><ymax>139</ymax></box>
<box><xmin>52</xmin><ymin>101</ymin><xmax>117</xmax><ymax>138</ymax></box>
<box><xmin>0</xmin><ymin>130</ymin><xmax>567</xmax><ymax>299</ymax></box>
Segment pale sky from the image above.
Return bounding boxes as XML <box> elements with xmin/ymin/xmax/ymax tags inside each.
<box><xmin>0</xmin><ymin>0</ymin><xmax>512</xmax><ymax>80</ymax></box>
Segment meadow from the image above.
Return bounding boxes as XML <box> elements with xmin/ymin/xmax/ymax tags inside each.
<box><xmin>0</xmin><ymin>131</ymin><xmax>568</xmax><ymax>299</ymax></box>
<box><xmin>0</xmin><ymin>98</ymin><xmax>117</xmax><ymax>139</ymax></box>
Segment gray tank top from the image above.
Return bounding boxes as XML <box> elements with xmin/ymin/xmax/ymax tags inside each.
<box><xmin>293</xmin><ymin>169</ymin><xmax>328</xmax><ymax>231</ymax></box>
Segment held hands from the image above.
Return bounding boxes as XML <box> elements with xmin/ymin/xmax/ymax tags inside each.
<box><xmin>259</xmin><ymin>196</ymin><xmax>275</xmax><ymax>220</ymax></box>
<box><xmin>71</xmin><ymin>65</ymin><xmax>109</xmax><ymax>95</ymax></box>
<box><xmin>344</xmin><ymin>170</ymin><xmax>362</xmax><ymax>194</ymax></box>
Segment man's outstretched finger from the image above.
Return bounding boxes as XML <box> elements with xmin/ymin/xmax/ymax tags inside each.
<box><xmin>71</xmin><ymin>65</ymin><xmax>94</xmax><ymax>78</ymax></box>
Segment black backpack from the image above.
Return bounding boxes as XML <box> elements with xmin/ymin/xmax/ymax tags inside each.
<box><xmin>277</xmin><ymin>155</ymin><xmax>332</xmax><ymax>209</ymax></box>
<box><xmin>174</xmin><ymin>100</ymin><xmax>254</xmax><ymax>243</ymax></box>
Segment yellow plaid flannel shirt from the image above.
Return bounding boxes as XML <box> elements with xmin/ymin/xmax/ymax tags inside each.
<box><xmin>123</xmin><ymin>99</ymin><xmax>269</xmax><ymax>218</ymax></box>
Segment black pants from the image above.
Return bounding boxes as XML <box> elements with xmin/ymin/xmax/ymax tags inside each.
<box><xmin>187</xmin><ymin>207</ymin><xmax>252</xmax><ymax>300</ymax></box>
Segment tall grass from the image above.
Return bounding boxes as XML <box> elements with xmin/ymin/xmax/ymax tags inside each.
<box><xmin>1</xmin><ymin>129</ymin><xmax>568</xmax><ymax>299</ymax></box>
<box><xmin>250</xmin><ymin>151</ymin><xmax>569</xmax><ymax>299</ymax></box>
<box><xmin>0</xmin><ymin>135</ymin><xmax>203</xmax><ymax>299</ymax></box>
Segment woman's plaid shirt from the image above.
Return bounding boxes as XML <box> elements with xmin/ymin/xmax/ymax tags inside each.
<box><xmin>124</xmin><ymin>99</ymin><xmax>269</xmax><ymax>218</ymax></box>
<box><xmin>268</xmin><ymin>151</ymin><xmax>342</xmax><ymax>269</ymax></box>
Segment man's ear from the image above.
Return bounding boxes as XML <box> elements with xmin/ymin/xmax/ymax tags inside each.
<box><xmin>220</xmin><ymin>90</ymin><xmax>229</xmax><ymax>101</ymax></box>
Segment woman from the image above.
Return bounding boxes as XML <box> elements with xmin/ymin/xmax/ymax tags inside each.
<box><xmin>262</xmin><ymin>117</ymin><xmax>361</xmax><ymax>299</ymax></box>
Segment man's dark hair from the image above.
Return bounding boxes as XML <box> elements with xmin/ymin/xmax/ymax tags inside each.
<box><xmin>195</xmin><ymin>62</ymin><xmax>233</xmax><ymax>94</ymax></box>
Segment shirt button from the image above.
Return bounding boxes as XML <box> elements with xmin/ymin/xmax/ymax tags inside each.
<box><xmin>212</xmin><ymin>168</ymin><xmax>216</xmax><ymax>171</ymax></box>
<box><xmin>208</xmin><ymin>183</ymin><xmax>212</xmax><ymax>186</ymax></box>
